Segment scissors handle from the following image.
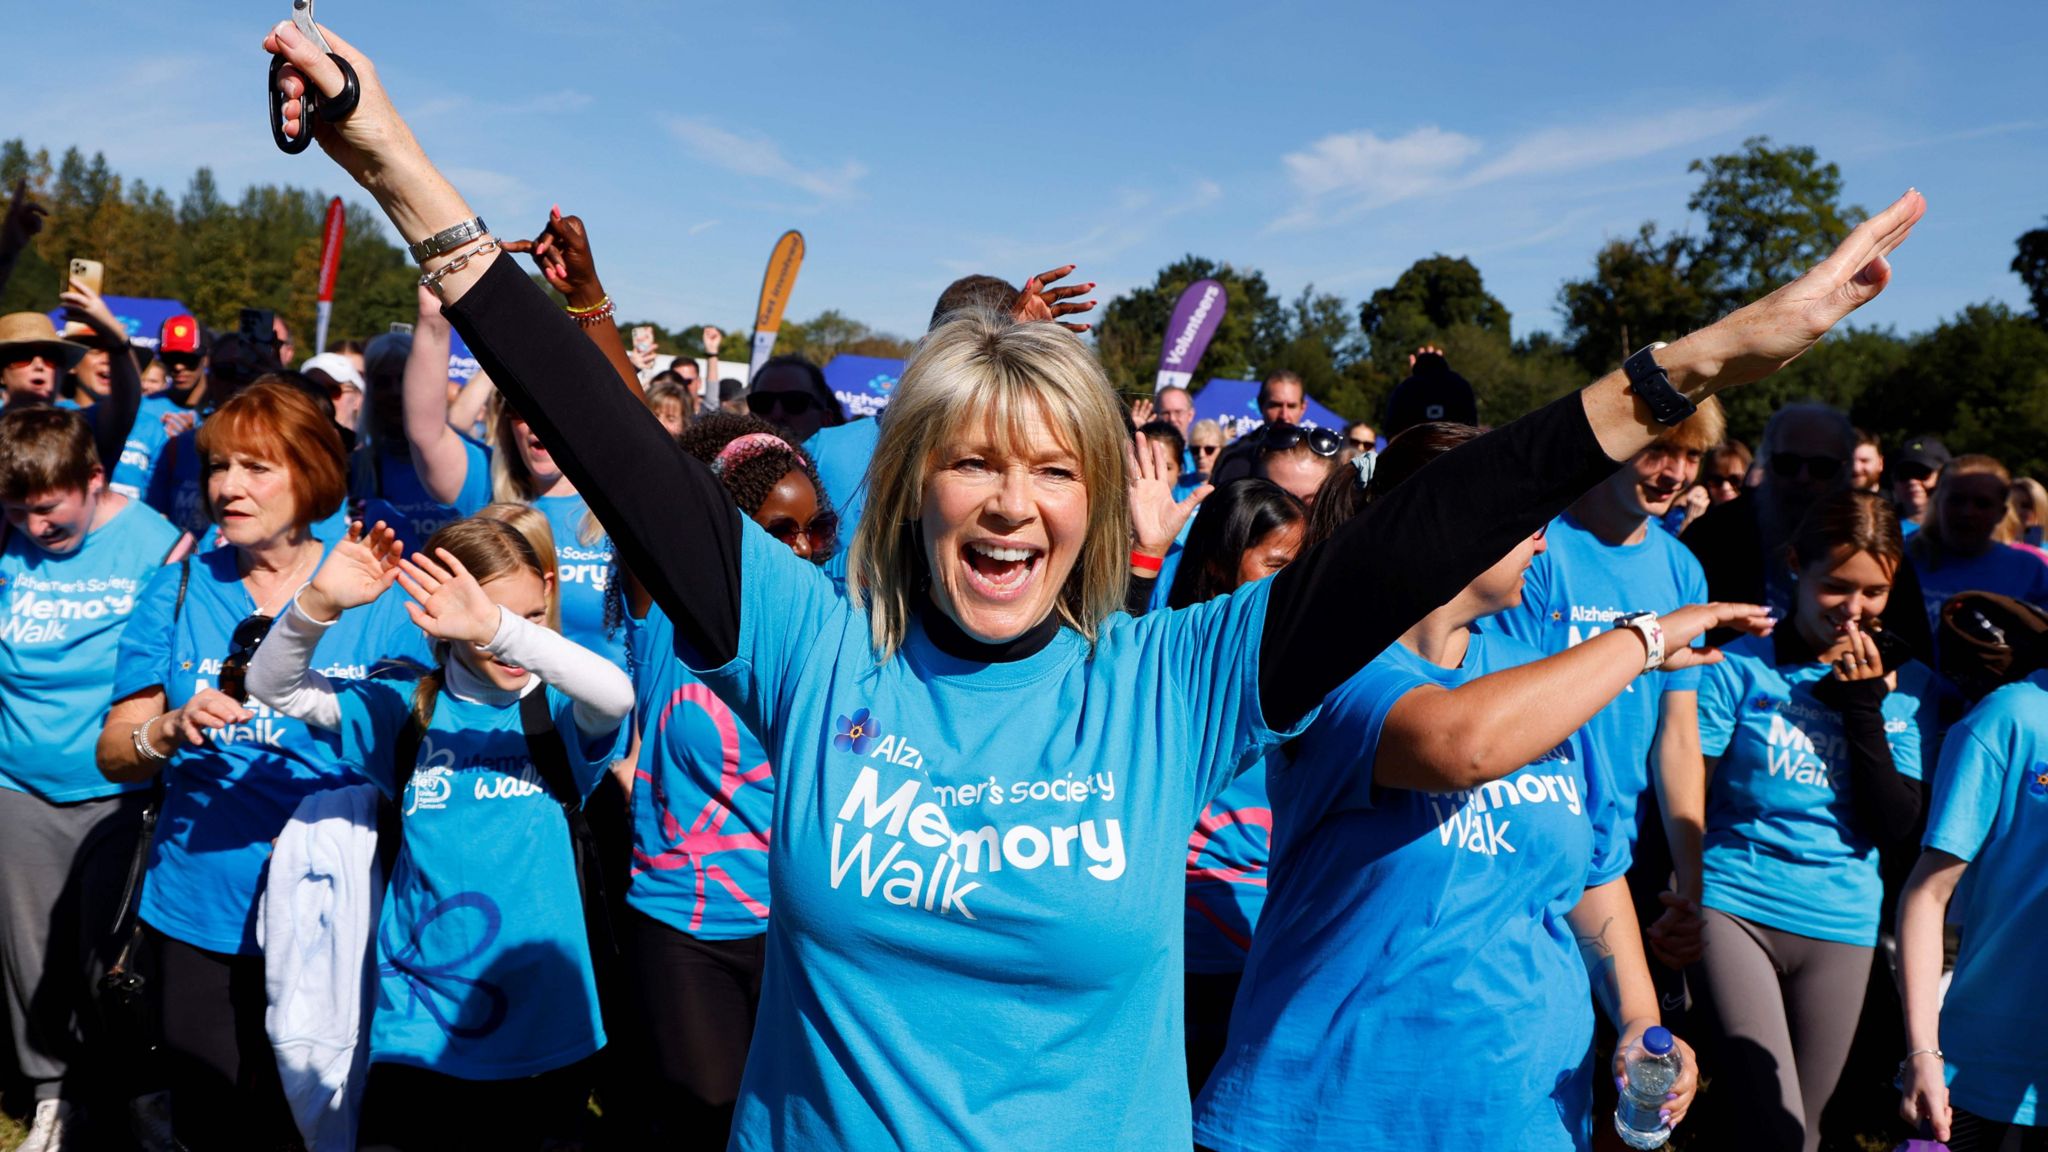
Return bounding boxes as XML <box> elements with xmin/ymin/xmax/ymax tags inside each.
<box><xmin>268</xmin><ymin>50</ymin><xmax>360</xmax><ymax>155</ymax></box>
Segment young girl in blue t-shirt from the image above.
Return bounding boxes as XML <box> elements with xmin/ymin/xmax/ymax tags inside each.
<box><xmin>247</xmin><ymin>516</ymin><xmax>632</xmax><ymax>1151</ymax></box>
<box><xmin>1690</xmin><ymin>489</ymin><xmax>1938</xmax><ymax>1152</ymax></box>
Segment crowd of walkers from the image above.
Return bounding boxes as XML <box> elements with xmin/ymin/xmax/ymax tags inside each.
<box><xmin>0</xmin><ymin>16</ymin><xmax>2044</xmax><ymax>1152</ymax></box>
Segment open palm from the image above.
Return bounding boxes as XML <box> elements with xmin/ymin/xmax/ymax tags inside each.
<box><xmin>1128</xmin><ymin>433</ymin><xmax>1209</xmax><ymax>558</ymax></box>
<box><xmin>307</xmin><ymin>521</ymin><xmax>402</xmax><ymax>613</ymax></box>
<box><xmin>395</xmin><ymin>548</ymin><xmax>501</xmax><ymax>647</ymax></box>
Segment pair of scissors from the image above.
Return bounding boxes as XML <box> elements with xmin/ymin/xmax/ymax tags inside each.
<box><xmin>268</xmin><ymin>0</ymin><xmax>360</xmax><ymax>154</ymax></box>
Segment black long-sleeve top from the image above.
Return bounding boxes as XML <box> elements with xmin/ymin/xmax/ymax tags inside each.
<box><xmin>1778</xmin><ymin>628</ymin><xmax>1925</xmax><ymax>846</ymax></box>
<box><xmin>444</xmin><ymin>256</ymin><xmax>1619</xmax><ymax>728</ymax></box>
<box><xmin>82</xmin><ymin>322</ymin><xmax>141</xmax><ymax>474</ymax></box>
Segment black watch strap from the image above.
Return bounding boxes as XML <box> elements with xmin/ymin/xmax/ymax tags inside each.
<box><xmin>1623</xmin><ymin>342</ymin><xmax>1698</xmax><ymax>427</ymax></box>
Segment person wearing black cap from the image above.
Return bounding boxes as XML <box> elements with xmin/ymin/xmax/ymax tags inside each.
<box><xmin>1382</xmin><ymin>349</ymin><xmax>1480</xmax><ymax>439</ymax></box>
<box><xmin>1890</xmin><ymin>434</ymin><xmax>1950</xmax><ymax>536</ymax></box>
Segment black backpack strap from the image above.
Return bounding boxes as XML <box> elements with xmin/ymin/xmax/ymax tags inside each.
<box><xmin>518</xmin><ymin>688</ymin><xmax>582</xmax><ymax>810</ymax></box>
<box><xmin>517</xmin><ymin>689</ymin><xmax>622</xmax><ymax>975</ymax></box>
<box><xmin>378</xmin><ymin>692</ymin><xmax>433</xmax><ymax>882</ymax></box>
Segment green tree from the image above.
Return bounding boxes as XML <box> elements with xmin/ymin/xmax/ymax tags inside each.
<box><xmin>1260</xmin><ymin>286</ymin><xmax>1384</xmax><ymax>424</ymax></box>
<box><xmin>1357</xmin><ymin>254</ymin><xmax>1511</xmax><ymax>377</ymax></box>
<box><xmin>774</xmin><ymin>309</ymin><xmax>913</xmax><ymax>364</ymax></box>
<box><xmin>2013</xmin><ymin>217</ymin><xmax>2048</xmax><ymax>321</ymax></box>
<box><xmin>1687</xmin><ymin>137</ymin><xmax>1862</xmax><ymax>308</ymax></box>
<box><xmin>1557</xmin><ymin>223</ymin><xmax>1719</xmax><ymax>374</ymax></box>
<box><xmin>1852</xmin><ymin>304</ymin><xmax>2048</xmax><ymax>478</ymax></box>
<box><xmin>1093</xmin><ymin>255</ymin><xmax>1289</xmax><ymax>397</ymax></box>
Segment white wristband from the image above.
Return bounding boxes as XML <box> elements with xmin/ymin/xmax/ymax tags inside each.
<box><xmin>1617</xmin><ymin>611</ymin><xmax>1665</xmax><ymax>673</ymax></box>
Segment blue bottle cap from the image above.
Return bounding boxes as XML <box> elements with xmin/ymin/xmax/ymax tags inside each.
<box><xmin>1643</xmin><ymin>1026</ymin><xmax>1674</xmax><ymax>1056</ymax></box>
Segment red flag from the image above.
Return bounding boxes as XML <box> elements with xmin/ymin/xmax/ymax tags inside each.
<box><xmin>316</xmin><ymin>197</ymin><xmax>345</xmax><ymax>304</ymax></box>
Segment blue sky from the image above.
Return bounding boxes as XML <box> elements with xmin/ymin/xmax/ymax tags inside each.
<box><xmin>6</xmin><ymin>1</ymin><xmax>2044</xmax><ymax>348</ymax></box>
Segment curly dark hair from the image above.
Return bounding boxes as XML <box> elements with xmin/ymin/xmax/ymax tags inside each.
<box><xmin>677</xmin><ymin>412</ymin><xmax>836</xmax><ymax>562</ymax></box>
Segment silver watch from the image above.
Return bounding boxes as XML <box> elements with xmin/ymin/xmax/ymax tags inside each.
<box><xmin>407</xmin><ymin>216</ymin><xmax>489</xmax><ymax>264</ymax></box>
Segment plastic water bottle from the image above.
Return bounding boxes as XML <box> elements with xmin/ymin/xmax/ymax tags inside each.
<box><xmin>1613</xmin><ymin>1025</ymin><xmax>1681</xmax><ymax>1149</ymax></box>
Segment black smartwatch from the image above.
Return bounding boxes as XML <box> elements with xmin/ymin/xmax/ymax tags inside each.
<box><xmin>1622</xmin><ymin>342</ymin><xmax>1698</xmax><ymax>427</ymax></box>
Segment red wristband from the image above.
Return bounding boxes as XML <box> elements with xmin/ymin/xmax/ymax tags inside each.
<box><xmin>1129</xmin><ymin>550</ymin><xmax>1164</xmax><ymax>574</ymax></box>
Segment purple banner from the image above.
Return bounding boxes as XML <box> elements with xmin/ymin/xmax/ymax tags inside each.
<box><xmin>1155</xmin><ymin>278</ymin><xmax>1226</xmax><ymax>393</ymax></box>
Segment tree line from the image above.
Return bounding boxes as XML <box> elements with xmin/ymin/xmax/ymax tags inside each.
<box><xmin>4</xmin><ymin>135</ymin><xmax>2043</xmax><ymax>475</ymax></box>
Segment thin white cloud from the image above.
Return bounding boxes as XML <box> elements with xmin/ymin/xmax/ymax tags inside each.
<box><xmin>664</xmin><ymin>116</ymin><xmax>866</xmax><ymax>201</ymax></box>
<box><xmin>1275</xmin><ymin>103</ymin><xmax>1767</xmax><ymax>230</ymax></box>
<box><xmin>688</xmin><ymin>219</ymin><xmax>720</xmax><ymax>235</ymax></box>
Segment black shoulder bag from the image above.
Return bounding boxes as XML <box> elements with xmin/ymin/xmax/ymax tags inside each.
<box><xmin>96</xmin><ymin>555</ymin><xmax>189</xmax><ymax>1055</ymax></box>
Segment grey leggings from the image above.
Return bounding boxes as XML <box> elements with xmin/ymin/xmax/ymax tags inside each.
<box><xmin>1687</xmin><ymin>907</ymin><xmax>1873</xmax><ymax>1152</ymax></box>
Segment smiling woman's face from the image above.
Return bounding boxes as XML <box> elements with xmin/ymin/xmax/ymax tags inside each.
<box><xmin>920</xmin><ymin>404</ymin><xmax>1089</xmax><ymax>643</ymax></box>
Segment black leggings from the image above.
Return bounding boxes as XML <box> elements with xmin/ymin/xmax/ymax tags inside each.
<box><xmin>1946</xmin><ymin>1109</ymin><xmax>2048</xmax><ymax>1152</ymax></box>
<box><xmin>356</xmin><ymin>1058</ymin><xmax>594</xmax><ymax>1151</ymax></box>
<box><xmin>148</xmin><ymin>925</ymin><xmax>301</xmax><ymax>1151</ymax></box>
<box><xmin>624</xmin><ymin>909</ymin><xmax>764</xmax><ymax>1141</ymax></box>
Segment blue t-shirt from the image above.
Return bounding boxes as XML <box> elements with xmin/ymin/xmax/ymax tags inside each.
<box><xmin>352</xmin><ymin>442</ymin><xmax>493</xmax><ymax>553</ymax></box>
<box><xmin>1910</xmin><ymin>543</ymin><xmax>2048</xmax><ymax>632</ymax></box>
<box><xmin>698</xmin><ymin>520</ymin><xmax>1308</xmax><ymax>1152</ymax></box>
<box><xmin>336</xmin><ymin>678</ymin><xmax>622</xmax><ymax>1080</ymax></box>
<box><xmin>1481</xmin><ymin>512</ymin><xmax>1709</xmax><ymax>841</ymax></box>
<box><xmin>110</xmin><ymin>394</ymin><xmax>186</xmax><ymax>499</ymax></box>
<box><xmin>1</xmin><ymin>500</ymin><xmax>181</xmax><ymax>801</ymax></box>
<box><xmin>803</xmin><ymin>417</ymin><xmax>877</xmax><ymax>595</ymax></box>
<box><xmin>1193</xmin><ymin>631</ymin><xmax>1630</xmax><ymax>1152</ymax></box>
<box><xmin>1184</xmin><ymin>756</ymin><xmax>1269</xmax><ymax>974</ymax></box>
<box><xmin>534</xmin><ymin>494</ymin><xmax>623</xmax><ymax>672</ymax></box>
<box><xmin>111</xmin><ymin>545</ymin><xmax>429</xmax><ymax>954</ymax></box>
<box><xmin>626</xmin><ymin>603</ymin><xmax>774</xmax><ymax>940</ymax></box>
<box><xmin>1696</xmin><ymin>633</ymin><xmax>1935</xmax><ymax>945</ymax></box>
<box><xmin>1920</xmin><ymin>671</ymin><xmax>2048</xmax><ymax>1126</ymax></box>
<box><xmin>143</xmin><ymin>426</ymin><xmax>206</xmax><ymax>538</ymax></box>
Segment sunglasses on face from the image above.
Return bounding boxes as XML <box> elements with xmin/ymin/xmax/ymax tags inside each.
<box><xmin>216</xmin><ymin>613</ymin><xmax>275</xmax><ymax>705</ymax></box>
<box><xmin>1705</xmin><ymin>473</ymin><xmax>1743</xmax><ymax>488</ymax></box>
<box><xmin>1192</xmin><ymin>444</ymin><xmax>1221</xmax><ymax>458</ymax></box>
<box><xmin>1259</xmin><ymin>422</ymin><xmax>1342</xmax><ymax>458</ymax></box>
<box><xmin>748</xmin><ymin>390</ymin><xmax>819</xmax><ymax>418</ymax></box>
<box><xmin>161</xmin><ymin>354</ymin><xmax>202</xmax><ymax>372</ymax></box>
<box><xmin>767</xmin><ymin>510</ymin><xmax>840</xmax><ymax>550</ymax></box>
<box><xmin>1894</xmin><ymin>463</ymin><xmax>1936</xmax><ymax>484</ymax></box>
<box><xmin>1346</xmin><ymin>437</ymin><xmax>1374</xmax><ymax>452</ymax></box>
<box><xmin>1768</xmin><ymin>452</ymin><xmax>1843</xmax><ymax>481</ymax></box>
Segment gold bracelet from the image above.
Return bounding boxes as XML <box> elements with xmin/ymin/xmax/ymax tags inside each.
<box><xmin>564</xmin><ymin>294</ymin><xmax>612</xmax><ymax>317</ymax></box>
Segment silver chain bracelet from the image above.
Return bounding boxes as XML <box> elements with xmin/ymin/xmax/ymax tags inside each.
<box><xmin>419</xmin><ymin>238</ymin><xmax>500</xmax><ymax>294</ymax></box>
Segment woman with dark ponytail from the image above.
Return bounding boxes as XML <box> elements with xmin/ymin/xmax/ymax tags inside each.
<box><xmin>1195</xmin><ymin>424</ymin><xmax>1765</xmax><ymax>1150</ymax></box>
<box><xmin>620</xmin><ymin>412</ymin><xmax>835</xmax><ymax>1143</ymax></box>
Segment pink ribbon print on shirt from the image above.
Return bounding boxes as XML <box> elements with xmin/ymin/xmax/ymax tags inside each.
<box><xmin>631</xmin><ymin>683</ymin><xmax>774</xmax><ymax>932</ymax></box>
<box><xmin>1185</xmin><ymin>801</ymin><xmax>1273</xmax><ymax>952</ymax></box>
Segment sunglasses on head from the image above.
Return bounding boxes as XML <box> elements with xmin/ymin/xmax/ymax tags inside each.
<box><xmin>1259</xmin><ymin>422</ymin><xmax>1342</xmax><ymax>458</ymax></box>
<box><xmin>1768</xmin><ymin>452</ymin><xmax>1843</xmax><ymax>481</ymax></box>
<box><xmin>216</xmin><ymin>613</ymin><xmax>275</xmax><ymax>705</ymax></box>
<box><xmin>748</xmin><ymin>390</ymin><xmax>819</xmax><ymax>417</ymax></box>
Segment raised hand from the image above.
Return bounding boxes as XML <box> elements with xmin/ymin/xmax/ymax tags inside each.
<box><xmin>2</xmin><ymin>179</ymin><xmax>48</xmax><ymax>257</ymax></box>
<box><xmin>502</xmin><ymin>207</ymin><xmax>606</xmax><ymax>309</ymax></box>
<box><xmin>396</xmin><ymin>547</ymin><xmax>503</xmax><ymax>647</ymax></box>
<box><xmin>1657</xmin><ymin>602</ymin><xmax>1775</xmax><ymax>671</ymax></box>
<box><xmin>1013</xmin><ymin>265</ymin><xmax>1097</xmax><ymax>333</ymax></box>
<box><xmin>301</xmin><ymin>521</ymin><xmax>403</xmax><ymax>621</ymax></box>
<box><xmin>1128</xmin><ymin>432</ymin><xmax>1210</xmax><ymax>561</ymax></box>
<box><xmin>1702</xmin><ymin>189</ymin><xmax>1927</xmax><ymax>388</ymax></box>
<box><xmin>1407</xmin><ymin>344</ymin><xmax>1445</xmax><ymax>367</ymax></box>
<box><xmin>701</xmin><ymin>325</ymin><xmax>723</xmax><ymax>357</ymax></box>
<box><xmin>60</xmin><ymin>276</ymin><xmax>124</xmax><ymax>343</ymax></box>
<box><xmin>1130</xmin><ymin>396</ymin><xmax>1156</xmax><ymax>427</ymax></box>
<box><xmin>263</xmin><ymin>21</ymin><xmax>422</xmax><ymax>189</ymax></box>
